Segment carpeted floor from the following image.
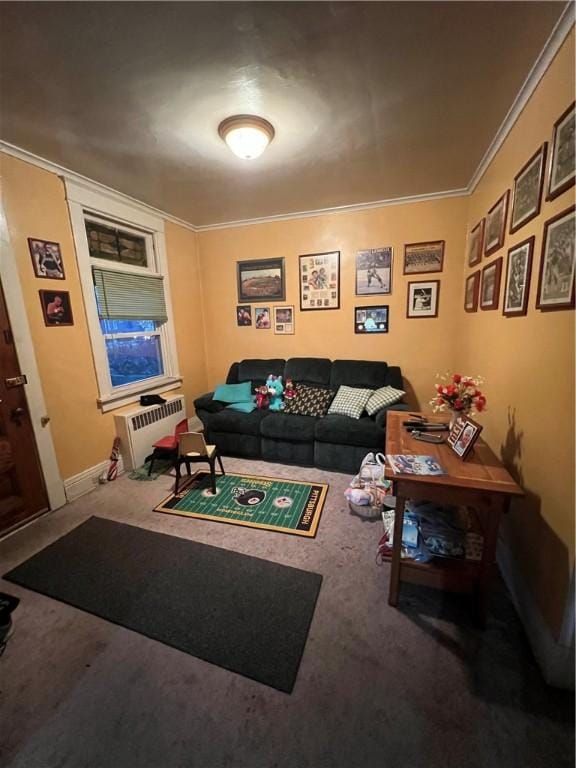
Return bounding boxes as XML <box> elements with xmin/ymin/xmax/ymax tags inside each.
<box><xmin>0</xmin><ymin>457</ymin><xmax>573</xmax><ymax>768</ymax></box>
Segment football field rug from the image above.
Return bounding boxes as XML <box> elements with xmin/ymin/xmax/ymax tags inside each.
<box><xmin>155</xmin><ymin>471</ymin><xmax>328</xmax><ymax>537</ymax></box>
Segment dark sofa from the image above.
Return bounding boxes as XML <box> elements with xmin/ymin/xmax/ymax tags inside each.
<box><xmin>193</xmin><ymin>358</ymin><xmax>408</xmax><ymax>473</ymax></box>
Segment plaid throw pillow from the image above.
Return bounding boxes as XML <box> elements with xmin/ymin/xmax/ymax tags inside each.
<box><xmin>284</xmin><ymin>384</ymin><xmax>334</xmax><ymax>417</ymax></box>
<box><xmin>365</xmin><ymin>385</ymin><xmax>405</xmax><ymax>416</ymax></box>
<box><xmin>328</xmin><ymin>386</ymin><xmax>372</xmax><ymax>420</ymax></box>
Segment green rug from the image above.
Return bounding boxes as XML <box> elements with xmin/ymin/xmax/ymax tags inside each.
<box><xmin>155</xmin><ymin>471</ymin><xmax>328</xmax><ymax>538</ymax></box>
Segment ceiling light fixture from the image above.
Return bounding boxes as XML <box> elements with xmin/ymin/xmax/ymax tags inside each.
<box><xmin>218</xmin><ymin>115</ymin><xmax>275</xmax><ymax>160</ymax></box>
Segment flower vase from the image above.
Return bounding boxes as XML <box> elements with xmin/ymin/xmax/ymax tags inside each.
<box><xmin>449</xmin><ymin>411</ymin><xmax>458</xmax><ymax>430</ymax></box>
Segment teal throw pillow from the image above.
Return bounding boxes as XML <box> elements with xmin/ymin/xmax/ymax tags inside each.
<box><xmin>213</xmin><ymin>381</ymin><xmax>252</xmax><ymax>404</ymax></box>
<box><xmin>226</xmin><ymin>399</ymin><xmax>257</xmax><ymax>413</ymax></box>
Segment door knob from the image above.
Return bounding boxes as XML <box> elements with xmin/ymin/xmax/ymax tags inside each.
<box><xmin>11</xmin><ymin>407</ymin><xmax>25</xmax><ymax>422</ymax></box>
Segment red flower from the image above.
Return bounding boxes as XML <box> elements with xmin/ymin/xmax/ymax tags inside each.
<box><xmin>446</xmin><ymin>384</ymin><xmax>456</xmax><ymax>395</ymax></box>
<box><xmin>454</xmin><ymin>398</ymin><xmax>464</xmax><ymax>409</ymax></box>
<box><xmin>474</xmin><ymin>389</ymin><xmax>481</xmax><ymax>397</ymax></box>
<box><xmin>436</xmin><ymin>384</ymin><xmax>443</xmax><ymax>393</ymax></box>
<box><xmin>453</xmin><ymin>374</ymin><xmax>462</xmax><ymax>384</ymax></box>
<box><xmin>476</xmin><ymin>401</ymin><xmax>485</xmax><ymax>411</ymax></box>
<box><xmin>477</xmin><ymin>395</ymin><xmax>486</xmax><ymax>404</ymax></box>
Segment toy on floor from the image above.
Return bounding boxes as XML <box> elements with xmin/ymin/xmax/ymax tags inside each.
<box><xmin>267</xmin><ymin>374</ymin><xmax>285</xmax><ymax>411</ymax></box>
<box><xmin>284</xmin><ymin>377</ymin><xmax>296</xmax><ymax>400</ymax></box>
<box><xmin>255</xmin><ymin>385</ymin><xmax>270</xmax><ymax>409</ymax></box>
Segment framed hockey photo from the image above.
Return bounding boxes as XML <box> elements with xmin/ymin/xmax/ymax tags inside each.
<box><xmin>465</xmin><ymin>271</ymin><xmax>480</xmax><ymax>313</ymax></box>
<box><xmin>536</xmin><ymin>206</ymin><xmax>575</xmax><ymax>311</ymax></box>
<box><xmin>503</xmin><ymin>237</ymin><xmax>534</xmax><ymax>317</ymax></box>
<box><xmin>354</xmin><ymin>305</ymin><xmax>389</xmax><ymax>334</ymax></box>
<box><xmin>406</xmin><ymin>280</ymin><xmax>439</xmax><ymax>318</ymax></box>
<box><xmin>484</xmin><ymin>191</ymin><xmax>509</xmax><ymax>257</ymax></box>
<box><xmin>299</xmin><ymin>251</ymin><xmax>340</xmax><ymax>310</ymax></box>
<box><xmin>467</xmin><ymin>219</ymin><xmax>484</xmax><ymax>267</ymax></box>
<box><xmin>480</xmin><ymin>258</ymin><xmax>503</xmax><ymax>310</ymax></box>
<box><xmin>274</xmin><ymin>305</ymin><xmax>295</xmax><ymax>334</ymax></box>
<box><xmin>28</xmin><ymin>238</ymin><xmax>65</xmax><ymax>280</ymax></box>
<box><xmin>403</xmin><ymin>241</ymin><xmax>444</xmax><ymax>274</ymax></box>
<box><xmin>510</xmin><ymin>144</ymin><xmax>547</xmax><ymax>234</ymax></box>
<box><xmin>355</xmin><ymin>247</ymin><xmax>392</xmax><ymax>295</ymax></box>
<box><xmin>547</xmin><ymin>102</ymin><xmax>575</xmax><ymax>201</ymax></box>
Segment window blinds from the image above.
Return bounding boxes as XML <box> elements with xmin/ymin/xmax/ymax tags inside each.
<box><xmin>93</xmin><ymin>268</ymin><xmax>167</xmax><ymax>321</ymax></box>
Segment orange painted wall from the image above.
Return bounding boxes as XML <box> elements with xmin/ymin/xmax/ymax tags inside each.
<box><xmin>461</xmin><ymin>29</ymin><xmax>575</xmax><ymax>637</ymax></box>
<box><xmin>1</xmin><ymin>154</ymin><xmax>207</xmax><ymax>480</ymax></box>
<box><xmin>197</xmin><ymin>195</ymin><xmax>469</xmax><ymax>409</ymax></box>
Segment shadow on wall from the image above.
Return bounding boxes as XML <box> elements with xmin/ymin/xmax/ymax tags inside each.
<box><xmin>401</xmin><ymin>378</ymin><xmax>420</xmax><ymax>412</ymax></box>
<box><xmin>500</xmin><ymin>407</ymin><xmax>525</xmax><ymax>488</ymax></box>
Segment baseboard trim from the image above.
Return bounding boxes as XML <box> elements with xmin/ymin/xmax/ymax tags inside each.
<box><xmin>64</xmin><ymin>456</ymin><xmax>125</xmax><ymax>503</ymax></box>
<box><xmin>497</xmin><ymin>539</ymin><xmax>574</xmax><ymax>689</ymax></box>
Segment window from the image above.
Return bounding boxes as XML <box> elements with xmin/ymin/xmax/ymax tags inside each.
<box><xmin>66</xmin><ymin>181</ymin><xmax>181</xmax><ymax>411</ymax></box>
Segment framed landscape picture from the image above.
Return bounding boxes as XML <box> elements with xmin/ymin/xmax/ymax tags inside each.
<box><xmin>510</xmin><ymin>143</ymin><xmax>547</xmax><ymax>234</ymax></box>
<box><xmin>354</xmin><ymin>305</ymin><xmax>389</xmax><ymax>334</ymax></box>
<box><xmin>237</xmin><ymin>258</ymin><xmax>285</xmax><ymax>303</ymax></box>
<box><xmin>406</xmin><ymin>280</ymin><xmax>439</xmax><ymax>318</ymax></box>
<box><xmin>467</xmin><ymin>219</ymin><xmax>484</xmax><ymax>267</ymax></box>
<box><xmin>484</xmin><ymin>191</ymin><xmax>509</xmax><ymax>257</ymax></box>
<box><xmin>28</xmin><ymin>238</ymin><xmax>65</xmax><ymax>280</ymax></box>
<box><xmin>274</xmin><ymin>306</ymin><xmax>295</xmax><ymax>334</ymax></box>
<box><xmin>547</xmin><ymin>102</ymin><xmax>575</xmax><ymax>201</ymax></box>
<box><xmin>536</xmin><ymin>206</ymin><xmax>575</xmax><ymax>311</ymax></box>
<box><xmin>355</xmin><ymin>247</ymin><xmax>392</xmax><ymax>295</ymax></box>
<box><xmin>299</xmin><ymin>251</ymin><xmax>340</xmax><ymax>310</ymax></box>
<box><xmin>503</xmin><ymin>237</ymin><xmax>534</xmax><ymax>317</ymax></box>
<box><xmin>464</xmin><ymin>271</ymin><xmax>480</xmax><ymax>313</ymax></box>
<box><xmin>39</xmin><ymin>290</ymin><xmax>74</xmax><ymax>326</ymax></box>
<box><xmin>480</xmin><ymin>258</ymin><xmax>503</xmax><ymax>310</ymax></box>
<box><xmin>403</xmin><ymin>241</ymin><xmax>444</xmax><ymax>274</ymax></box>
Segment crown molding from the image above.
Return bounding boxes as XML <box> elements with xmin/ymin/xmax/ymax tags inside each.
<box><xmin>468</xmin><ymin>3</ymin><xmax>575</xmax><ymax>194</ymax></box>
<box><xmin>0</xmin><ymin>141</ymin><xmax>198</xmax><ymax>233</ymax></box>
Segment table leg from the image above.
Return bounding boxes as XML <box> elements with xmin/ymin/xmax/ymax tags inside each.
<box><xmin>388</xmin><ymin>493</ymin><xmax>406</xmax><ymax>607</ymax></box>
<box><xmin>475</xmin><ymin>497</ymin><xmax>507</xmax><ymax>625</ymax></box>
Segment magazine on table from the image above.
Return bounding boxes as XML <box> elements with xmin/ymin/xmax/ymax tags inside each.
<box><xmin>386</xmin><ymin>454</ymin><xmax>446</xmax><ymax>476</ymax></box>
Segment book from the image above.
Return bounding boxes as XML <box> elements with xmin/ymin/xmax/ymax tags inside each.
<box><xmin>386</xmin><ymin>454</ymin><xmax>447</xmax><ymax>476</ymax></box>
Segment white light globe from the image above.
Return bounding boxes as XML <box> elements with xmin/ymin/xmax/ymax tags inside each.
<box><xmin>218</xmin><ymin>115</ymin><xmax>275</xmax><ymax>160</ymax></box>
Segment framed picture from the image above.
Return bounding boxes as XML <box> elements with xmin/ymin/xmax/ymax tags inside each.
<box><xmin>480</xmin><ymin>258</ymin><xmax>503</xmax><ymax>310</ymax></box>
<box><xmin>403</xmin><ymin>241</ymin><xmax>444</xmax><ymax>274</ymax></box>
<box><xmin>274</xmin><ymin>305</ymin><xmax>295</xmax><ymax>334</ymax></box>
<box><xmin>355</xmin><ymin>247</ymin><xmax>392</xmax><ymax>295</ymax></box>
<box><xmin>354</xmin><ymin>305</ymin><xmax>389</xmax><ymax>334</ymax></box>
<box><xmin>464</xmin><ymin>271</ymin><xmax>480</xmax><ymax>313</ymax></box>
<box><xmin>510</xmin><ymin>144</ymin><xmax>547</xmax><ymax>234</ymax></box>
<box><xmin>547</xmin><ymin>102</ymin><xmax>575</xmax><ymax>201</ymax></box>
<box><xmin>39</xmin><ymin>290</ymin><xmax>74</xmax><ymax>326</ymax></box>
<box><xmin>236</xmin><ymin>258</ymin><xmax>285</xmax><ymax>303</ymax></box>
<box><xmin>449</xmin><ymin>416</ymin><xmax>483</xmax><ymax>461</ymax></box>
<box><xmin>299</xmin><ymin>251</ymin><xmax>340</xmax><ymax>311</ymax></box>
<box><xmin>254</xmin><ymin>307</ymin><xmax>271</xmax><ymax>329</ymax></box>
<box><xmin>536</xmin><ymin>206</ymin><xmax>575</xmax><ymax>311</ymax></box>
<box><xmin>503</xmin><ymin>237</ymin><xmax>534</xmax><ymax>317</ymax></box>
<box><xmin>406</xmin><ymin>280</ymin><xmax>439</xmax><ymax>318</ymax></box>
<box><xmin>28</xmin><ymin>238</ymin><xmax>65</xmax><ymax>280</ymax></box>
<box><xmin>467</xmin><ymin>219</ymin><xmax>484</xmax><ymax>267</ymax></box>
<box><xmin>236</xmin><ymin>305</ymin><xmax>252</xmax><ymax>326</ymax></box>
<box><xmin>484</xmin><ymin>191</ymin><xmax>509</xmax><ymax>257</ymax></box>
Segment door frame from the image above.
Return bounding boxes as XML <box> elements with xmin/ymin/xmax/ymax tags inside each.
<box><xmin>0</xmin><ymin>198</ymin><xmax>66</xmax><ymax>511</ymax></box>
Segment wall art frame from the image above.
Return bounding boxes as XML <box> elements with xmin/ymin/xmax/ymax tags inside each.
<box><xmin>403</xmin><ymin>241</ymin><xmax>444</xmax><ymax>275</ymax></box>
<box><xmin>510</xmin><ymin>143</ymin><xmax>547</xmax><ymax>234</ymax></box>
<box><xmin>503</xmin><ymin>237</ymin><xmax>534</xmax><ymax>317</ymax></box>
<box><xmin>547</xmin><ymin>101</ymin><xmax>575</xmax><ymax>201</ymax></box>
<box><xmin>480</xmin><ymin>257</ymin><xmax>503</xmax><ymax>310</ymax></box>
<box><xmin>299</xmin><ymin>251</ymin><xmax>340</xmax><ymax>311</ymax></box>
<box><xmin>406</xmin><ymin>280</ymin><xmax>439</xmax><ymax>318</ymax></box>
<box><xmin>484</xmin><ymin>191</ymin><xmax>509</xmax><ymax>257</ymax></box>
<box><xmin>236</xmin><ymin>258</ymin><xmax>285</xmax><ymax>303</ymax></box>
<box><xmin>536</xmin><ymin>205</ymin><xmax>575</xmax><ymax>311</ymax></box>
<box><xmin>355</xmin><ymin>247</ymin><xmax>392</xmax><ymax>295</ymax></box>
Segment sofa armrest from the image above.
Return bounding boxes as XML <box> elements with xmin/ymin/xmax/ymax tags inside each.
<box><xmin>385</xmin><ymin>365</ymin><xmax>404</xmax><ymax>390</ymax></box>
<box><xmin>374</xmin><ymin>402</ymin><xmax>410</xmax><ymax>428</ymax></box>
<box><xmin>193</xmin><ymin>392</ymin><xmax>226</xmax><ymax>413</ymax></box>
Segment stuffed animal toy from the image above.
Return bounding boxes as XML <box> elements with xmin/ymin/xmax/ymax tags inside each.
<box><xmin>255</xmin><ymin>385</ymin><xmax>270</xmax><ymax>410</ymax></box>
<box><xmin>284</xmin><ymin>377</ymin><xmax>296</xmax><ymax>400</ymax></box>
<box><xmin>266</xmin><ymin>374</ymin><xmax>285</xmax><ymax>411</ymax></box>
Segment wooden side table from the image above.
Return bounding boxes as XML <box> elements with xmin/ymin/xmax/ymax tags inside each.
<box><xmin>384</xmin><ymin>411</ymin><xmax>523</xmax><ymax>622</ymax></box>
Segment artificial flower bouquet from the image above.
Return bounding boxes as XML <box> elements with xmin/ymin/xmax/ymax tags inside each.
<box><xmin>430</xmin><ymin>372</ymin><xmax>486</xmax><ymax>417</ymax></box>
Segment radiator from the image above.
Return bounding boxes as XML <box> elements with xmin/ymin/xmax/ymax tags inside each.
<box><xmin>113</xmin><ymin>395</ymin><xmax>186</xmax><ymax>470</ymax></box>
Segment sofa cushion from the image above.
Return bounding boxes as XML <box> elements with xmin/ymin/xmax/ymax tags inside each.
<box><xmin>330</xmin><ymin>360</ymin><xmax>388</xmax><ymax>390</ymax></box>
<box><xmin>213</xmin><ymin>381</ymin><xmax>253</xmax><ymax>404</ymax></box>
<box><xmin>284</xmin><ymin>384</ymin><xmax>335</xmax><ymax>417</ymax></box>
<box><xmin>365</xmin><ymin>385</ymin><xmax>405</xmax><ymax>416</ymax></box>
<box><xmin>328</xmin><ymin>385</ymin><xmax>372</xmax><ymax>419</ymax></box>
<box><xmin>237</xmin><ymin>359</ymin><xmax>285</xmax><ymax>386</ymax></box>
<box><xmin>315</xmin><ymin>414</ymin><xmax>384</xmax><ymax>449</ymax></box>
<box><xmin>209</xmin><ymin>408</ymin><xmax>269</xmax><ymax>436</ymax></box>
<box><xmin>285</xmin><ymin>357</ymin><xmax>332</xmax><ymax>386</ymax></box>
<box><xmin>260</xmin><ymin>413</ymin><xmax>317</xmax><ymax>442</ymax></box>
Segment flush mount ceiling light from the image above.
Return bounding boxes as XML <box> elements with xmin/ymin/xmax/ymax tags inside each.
<box><xmin>218</xmin><ymin>115</ymin><xmax>275</xmax><ymax>160</ymax></box>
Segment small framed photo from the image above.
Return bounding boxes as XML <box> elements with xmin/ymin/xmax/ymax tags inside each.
<box><xmin>536</xmin><ymin>205</ymin><xmax>575</xmax><ymax>311</ymax></box>
<box><xmin>355</xmin><ymin>247</ymin><xmax>392</xmax><ymax>295</ymax></box>
<box><xmin>467</xmin><ymin>219</ymin><xmax>484</xmax><ymax>267</ymax></box>
<box><xmin>484</xmin><ymin>191</ymin><xmax>509</xmax><ymax>257</ymax></box>
<box><xmin>465</xmin><ymin>271</ymin><xmax>481</xmax><ymax>313</ymax></box>
<box><xmin>254</xmin><ymin>307</ymin><xmax>271</xmax><ymax>329</ymax></box>
<box><xmin>480</xmin><ymin>258</ymin><xmax>503</xmax><ymax>310</ymax></box>
<box><xmin>39</xmin><ymin>290</ymin><xmax>74</xmax><ymax>326</ymax></box>
<box><xmin>28</xmin><ymin>238</ymin><xmax>65</xmax><ymax>280</ymax></box>
<box><xmin>450</xmin><ymin>416</ymin><xmax>483</xmax><ymax>461</ymax></box>
<box><xmin>403</xmin><ymin>241</ymin><xmax>444</xmax><ymax>274</ymax></box>
<box><xmin>354</xmin><ymin>305</ymin><xmax>389</xmax><ymax>334</ymax></box>
<box><xmin>237</xmin><ymin>258</ymin><xmax>285</xmax><ymax>303</ymax></box>
<box><xmin>503</xmin><ymin>237</ymin><xmax>534</xmax><ymax>317</ymax></box>
<box><xmin>299</xmin><ymin>251</ymin><xmax>340</xmax><ymax>311</ymax></box>
<box><xmin>236</xmin><ymin>305</ymin><xmax>252</xmax><ymax>326</ymax></box>
<box><xmin>547</xmin><ymin>102</ymin><xmax>575</xmax><ymax>201</ymax></box>
<box><xmin>510</xmin><ymin>143</ymin><xmax>547</xmax><ymax>234</ymax></box>
<box><xmin>274</xmin><ymin>305</ymin><xmax>295</xmax><ymax>334</ymax></box>
<box><xmin>406</xmin><ymin>280</ymin><xmax>439</xmax><ymax>318</ymax></box>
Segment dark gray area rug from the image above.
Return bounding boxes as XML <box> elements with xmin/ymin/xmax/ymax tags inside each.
<box><xmin>4</xmin><ymin>516</ymin><xmax>322</xmax><ymax>693</ymax></box>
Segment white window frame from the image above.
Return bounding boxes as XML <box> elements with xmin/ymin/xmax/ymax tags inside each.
<box><xmin>66</xmin><ymin>179</ymin><xmax>181</xmax><ymax>412</ymax></box>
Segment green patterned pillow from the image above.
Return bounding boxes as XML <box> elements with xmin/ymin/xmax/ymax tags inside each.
<box><xmin>284</xmin><ymin>384</ymin><xmax>334</xmax><ymax>417</ymax></box>
<box><xmin>365</xmin><ymin>385</ymin><xmax>405</xmax><ymax>416</ymax></box>
<box><xmin>328</xmin><ymin>385</ymin><xmax>373</xmax><ymax>419</ymax></box>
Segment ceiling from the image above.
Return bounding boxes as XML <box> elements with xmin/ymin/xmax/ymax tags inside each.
<box><xmin>0</xmin><ymin>2</ymin><xmax>568</xmax><ymax>227</ymax></box>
